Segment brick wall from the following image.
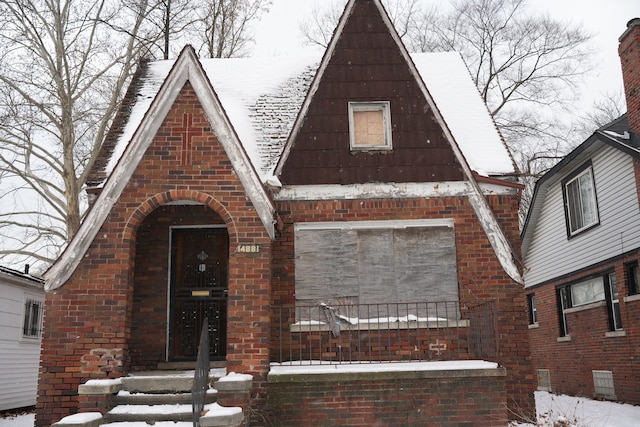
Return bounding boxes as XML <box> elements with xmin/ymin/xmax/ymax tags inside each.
<box><xmin>528</xmin><ymin>253</ymin><xmax>640</xmax><ymax>404</ymax></box>
<box><xmin>267</xmin><ymin>367</ymin><xmax>508</xmax><ymax>426</ymax></box>
<box><xmin>36</xmin><ymin>83</ymin><xmax>273</xmax><ymax>426</ymax></box>
<box><xmin>619</xmin><ymin>18</ymin><xmax>640</xmax><ymax>134</ymax></box>
<box><xmin>271</xmin><ymin>194</ymin><xmax>534</xmax><ymax>415</ymax></box>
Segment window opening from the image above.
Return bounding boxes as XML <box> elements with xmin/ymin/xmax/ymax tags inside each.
<box><xmin>606</xmin><ymin>273</ymin><xmax>622</xmax><ymax>331</ymax></box>
<box><xmin>23</xmin><ymin>299</ymin><xmax>43</xmax><ymax>338</ymax></box>
<box><xmin>348</xmin><ymin>102</ymin><xmax>392</xmax><ymax>151</ymax></box>
<box><xmin>563</xmin><ymin>164</ymin><xmax>599</xmax><ymax>236</ymax></box>
<box><xmin>557</xmin><ymin>287</ymin><xmax>570</xmax><ymax>337</ymax></box>
<box><xmin>527</xmin><ymin>294</ymin><xmax>537</xmax><ymax>324</ymax></box>
<box><xmin>625</xmin><ymin>262</ymin><xmax>639</xmax><ymax>295</ymax></box>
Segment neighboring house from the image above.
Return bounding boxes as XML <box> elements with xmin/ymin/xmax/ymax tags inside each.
<box><xmin>522</xmin><ymin>18</ymin><xmax>640</xmax><ymax>405</ymax></box>
<box><xmin>0</xmin><ymin>265</ymin><xmax>44</xmax><ymax>411</ymax></box>
<box><xmin>36</xmin><ymin>0</ymin><xmax>534</xmax><ymax>425</ymax></box>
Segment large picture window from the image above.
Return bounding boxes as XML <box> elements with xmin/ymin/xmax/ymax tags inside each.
<box><xmin>294</xmin><ymin>219</ymin><xmax>458</xmax><ymax>317</ymax></box>
<box><xmin>348</xmin><ymin>102</ymin><xmax>392</xmax><ymax>151</ymax></box>
<box><xmin>562</xmin><ymin>163</ymin><xmax>599</xmax><ymax>237</ymax></box>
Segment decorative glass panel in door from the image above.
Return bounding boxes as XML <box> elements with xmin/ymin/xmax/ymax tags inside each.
<box><xmin>170</xmin><ymin>228</ymin><xmax>228</xmax><ymax>360</ymax></box>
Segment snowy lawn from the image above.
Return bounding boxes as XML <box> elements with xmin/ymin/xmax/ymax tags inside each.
<box><xmin>512</xmin><ymin>391</ymin><xmax>640</xmax><ymax>427</ymax></box>
<box><xmin>2</xmin><ymin>391</ymin><xmax>639</xmax><ymax>426</ymax></box>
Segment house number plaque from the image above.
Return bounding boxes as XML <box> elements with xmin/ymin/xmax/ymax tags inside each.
<box><xmin>237</xmin><ymin>244</ymin><xmax>261</xmax><ymax>254</ymax></box>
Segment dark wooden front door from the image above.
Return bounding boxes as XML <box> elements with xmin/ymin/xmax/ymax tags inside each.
<box><xmin>169</xmin><ymin>228</ymin><xmax>228</xmax><ymax>361</ymax></box>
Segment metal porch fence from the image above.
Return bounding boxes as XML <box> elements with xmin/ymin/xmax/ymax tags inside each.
<box><xmin>192</xmin><ymin>318</ymin><xmax>210</xmax><ymax>427</ymax></box>
<box><xmin>271</xmin><ymin>300</ymin><xmax>498</xmax><ymax>365</ymax></box>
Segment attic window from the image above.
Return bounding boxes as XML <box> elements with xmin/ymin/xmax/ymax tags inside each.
<box><xmin>562</xmin><ymin>162</ymin><xmax>599</xmax><ymax>237</ymax></box>
<box><xmin>348</xmin><ymin>102</ymin><xmax>392</xmax><ymax>151</ymax></box>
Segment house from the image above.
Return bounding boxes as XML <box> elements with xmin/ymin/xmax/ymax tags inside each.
<box><xmin>521</xmin><ymin>18</ymin><xmax>640</xmax><ymax>404</ymax></box>
<box><xmin>0</xmin><ymin>265</ymin><xmax>44</xmax><ymax>411</ymax></box>
<box><xmin>36</xmin><ymin>0</ymin><xmax>534</xmax><ymax>425</ymax></box>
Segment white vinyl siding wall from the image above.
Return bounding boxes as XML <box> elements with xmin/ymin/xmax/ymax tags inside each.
<box><xmin>525</xmin><ymin>145</ymin><xmax>640</xmax><ymax>287</ymax></box>
<box><xmin>0</xmin><ymin>282</ymin><xmax>43</xmax><ymax>411</ymax></box>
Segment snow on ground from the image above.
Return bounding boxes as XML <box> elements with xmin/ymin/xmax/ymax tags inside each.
<box><xmin>2</xmin><ymin>392</ymin><xmax>639</xmax><ymax>426</ymax></box>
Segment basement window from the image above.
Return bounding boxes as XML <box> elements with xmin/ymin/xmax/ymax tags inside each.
<box><xmin>593</xmin><ymin>370</ymin><xmax>616</xmax><ymax>400</ymax></box>
<box><xmin>348</xmin><ymin>102</ymin><xmax>392</xmax><ymax>151</ymax></box>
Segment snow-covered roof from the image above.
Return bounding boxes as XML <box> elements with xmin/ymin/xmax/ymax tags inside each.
<box><xmin>100</xmin><ymin>52</ymin><xmax>513</xmax><ymax>187</ymax></box>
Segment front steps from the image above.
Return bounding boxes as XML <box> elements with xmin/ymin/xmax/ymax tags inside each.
<box><xmin>54</xmin><ymin>369</ymin><xmax>249</xmax><ymax>427</ymax></box>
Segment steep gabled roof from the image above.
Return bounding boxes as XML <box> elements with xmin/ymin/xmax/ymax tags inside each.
<box><xmin>50</xmin><ymin>0</ymin><xmax>523</xmax><ymax>289</ymax></box>
<box><xmin>87</xmin><ymin>52</ymin><xmax>514</xmax><ymax>189</ymax></box>
<box><xmin>272</xmin><ymin>0</ymin><xmax>522</xmax><ymax>282</ymax></box>
<box><xmin>521</xmin><ymin>114</ymin><xmax>640</xmax><ymax>260</ymax></box>
<box><xmin>44</xmin><ymin>47</ymin><xmax>277</xmax><ymax>291</ymax></box>
<box><xmin>275</xmin><ymin>0</ymin><xmax>514</xmax><ymax>179</ymax></box>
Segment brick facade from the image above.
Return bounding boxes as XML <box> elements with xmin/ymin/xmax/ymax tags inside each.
<box><xmin>271</xmin><ymin>194</ymin><xmax>534</xmax><ymax>415</ymax></box>
<box><xmin>527</xmin><ymin>252</ymin><xmax>640</xmax><ymax>404</ymax></box>
<box><xmin>267</xmin><ymin>368</ymin><xmax>509</xmax><ymax>426</ymax></box>
<box><xmin>36</xmin><ymin>84</ymin><xmax>273</xmax><ymax>426</ymax></box>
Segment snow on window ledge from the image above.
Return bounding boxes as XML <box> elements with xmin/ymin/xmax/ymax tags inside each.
<box><xmin>290</xmin><ymin>316</ymin><xmax>468</xmax><ymax>333</ymax></box>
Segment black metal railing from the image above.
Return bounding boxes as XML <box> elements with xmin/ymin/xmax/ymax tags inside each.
<box><xmin>192</xmin><ymin>317</ymin><xmax>210</xmax><ymax>427</ymax></box>
<box><xmin>467</xmin><ymin>300</ymin><xmax>499</xmax><ymax>359</ymax></box>
<box><xmin>271</xmin><ymin>300</ymin><xmax>498</xmax><ymax>365</ymax></box>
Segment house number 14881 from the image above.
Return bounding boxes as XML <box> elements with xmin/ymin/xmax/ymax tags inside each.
<box><xmin>237</xmin><ymin>244</ymin><xmax>260</xmax><ymax>253</ymax></box>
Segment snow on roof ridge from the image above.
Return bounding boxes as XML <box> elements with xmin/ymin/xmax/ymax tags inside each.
<box><xmin>102</xmin><ymin>51</ymin><xmax>512</xmax><ymax>187</ymax></box>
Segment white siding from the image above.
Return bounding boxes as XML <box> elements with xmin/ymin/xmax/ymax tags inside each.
<box><xmin>525</xmin><ymin>145</ymin><xmax>640</xmax><ymax>287</ymax></box>
<box><xmin>0</xmin><ymin>282</ymin><xmax>43</xmax><ymax>411</ymax></box>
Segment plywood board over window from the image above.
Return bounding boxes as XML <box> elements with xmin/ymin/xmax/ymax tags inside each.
<box><xmin>294</xmin><ymin>219</ymin><xmax>458</xmax><ymax>319</ymax></box>
<box><xmin>348</xmin><ymin>102</ymin><xmax>392</xmax><ymax>151</ymax></box>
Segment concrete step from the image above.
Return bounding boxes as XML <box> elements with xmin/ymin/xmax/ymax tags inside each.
<box><xmin>103</xmin><ymin>403</ymin><xmax>194</xmax><ymax>423</ymax></box>
<box><xmin>121</xmin><ymin>369</ymin><xmax>225</xmax><ymax>393</ymax></box>
<box><xmin>103</xmin><ymin>422</ymin><xmax>192</xmax><ymax>427</ymax></box>
<box><xmin>114</xmin><ymin>389</ymin><xmax>217</xmax><ymax>406</ymax></box>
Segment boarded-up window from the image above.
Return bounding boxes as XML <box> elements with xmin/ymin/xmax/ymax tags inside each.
<box><xmin>348</xmin><ymin>102</ymin><xmax>392</xmax><ymax>150</ymax></box>
<box><xmin>294</xmin><ymin>220</ymin><xmax>458</xmax><ymax>316</ymax></box>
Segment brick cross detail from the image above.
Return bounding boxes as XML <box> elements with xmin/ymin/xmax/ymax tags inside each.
<box><xmin>177</xmin><ymin>113</ymin><xmax>203</xmax><ymax>165</ymax></box>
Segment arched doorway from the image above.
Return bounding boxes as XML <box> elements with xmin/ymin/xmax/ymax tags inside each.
<box><xmin>129</xmin><ymin>204</ymin><xmax>230</xmax><ymax>369</ymax></box>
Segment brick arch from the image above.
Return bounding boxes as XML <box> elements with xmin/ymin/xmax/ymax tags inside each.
<box><xmin>123</xmin><ymin>189</ymin><xmax>238</xmax><ymax>244</ymax></box>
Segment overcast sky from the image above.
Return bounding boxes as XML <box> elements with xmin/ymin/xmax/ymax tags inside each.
<box><xmin>251</xmin><ymin>0</ymin><xmax>640</xmax><ymax>111</ymax></box>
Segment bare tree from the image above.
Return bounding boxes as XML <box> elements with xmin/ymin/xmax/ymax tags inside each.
<box><xmin>574</xmin><ymin>89</ymin><xmax>626</xmax><ymax>139</ymax></box>
<box><xmin>0</xmin><ymin>0</ymin><xmax>274</xmax><ymax>272</ymax></box>
<box><xmin>300</xmin><ymin>0</ymin><xmax>423</xmax><ymax>49</ymax></box>
<box><xmin>196</xmin><ymin>0</ymin><xmax>272</xmax><ymax>58</ymax></box>
<box><xmin>0</xmin><ymin>0</ymin><xmax>152</xmax><ymax>270</ymax></box>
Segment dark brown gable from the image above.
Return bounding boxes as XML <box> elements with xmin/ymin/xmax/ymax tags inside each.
<box><xmin>279</xmin><ymin>0</ymin><xmax>464</xmax><ymax>185</ymax></box>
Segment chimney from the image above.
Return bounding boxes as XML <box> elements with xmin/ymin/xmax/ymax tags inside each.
<box><xmin>619</xmin><ymin>18</ymin><xmax>640</xmax><ymax>133</ymax></box>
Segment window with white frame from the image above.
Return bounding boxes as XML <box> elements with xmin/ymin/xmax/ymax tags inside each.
<box><xmin>562</xmin><ymin>163</ymin><xmax>599</xmax><ymax>237</ymax></box>
<box><xmin>348</xmin><ymin>102</ymin><xmax>392</xmax><ymax>151</ymax></box>
<box><xmin>23</xmin><ymin>298</ymin><xmax>43</xmax><ymax>338</ymax></box>
<box><xmin>606</xmin><ymin>272</ymin><xmax>622</xmax><ymax>331</ymax></box>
